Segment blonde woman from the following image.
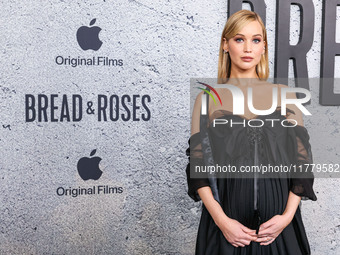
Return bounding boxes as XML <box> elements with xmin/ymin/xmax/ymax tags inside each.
<box><xmin>186</xmin><ymin>10</ymin><xmax>317</xmax><ymax>254</ymax></box>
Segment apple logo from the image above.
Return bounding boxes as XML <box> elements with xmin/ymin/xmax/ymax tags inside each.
<box><xmin>77</xmin><ymin>149</ymin><xmax>103</xmax><ymax>180</ymax></box>
<box><xmin>76</xmin><ymin>18</ymin><xmax>103</xmax><ymax>51</ymax></box>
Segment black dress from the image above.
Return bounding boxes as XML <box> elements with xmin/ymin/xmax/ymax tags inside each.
<box><xmin>186</xmin><ymin>106</ymin><xmax>317</xmax><ymax>255</ymax></box>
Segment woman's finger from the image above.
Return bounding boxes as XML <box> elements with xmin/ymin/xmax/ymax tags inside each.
<box><xmin>259</xmin><ymin>221</ymin><xmax>273</xmax><ymax>231</ymax></box>
<box><xmin>238</xmin><ymin>239</ymin><xmax>252</xmax><ymax>246</ymax></box>
<box><xmin>260</xmin><ymin>237</ymin><xmax>275</xmax><ymax>246</ymax></box>
<box><xmin>255</xmin><ymin>236</ymin><xmax>272</xmax><ymax>242</ymax></box>
<box><xmin>257</xmin><ymin>227</ymin><xmax>274</xmax><ymax>237</ymax></box>
<box><xmin>242</xmin><ymin>226</ymin><xmax>257</xmax><ymax>234</ymax></box>
<box><xmin>234</xmin><ymin>241</ymin><xmax>245</xmax><ymax>247</ymax></box>
<box><xmin>242</xmin><ymin>229</ymin><xmax>257</xmax><ymax>238</ymax></box>
<box><xmin>239</xmin><ymin>230</ymin><xmax>258</xmax><ymax>240</ymax></box>
<box><xmin>241</xmin><ymin>233</ymin><xmax>258</xmax><ymax>242</ymax></box>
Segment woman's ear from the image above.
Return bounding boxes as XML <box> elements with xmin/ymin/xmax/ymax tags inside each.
<box><xmin>223</xmin><ymin>38</ymin><xmax>228</xmax><ymax>52</ymax></box>
<box><xmin>262</xmin><ymin>41</ymin><xmax>266</xmax><ymax>55</ymax></box>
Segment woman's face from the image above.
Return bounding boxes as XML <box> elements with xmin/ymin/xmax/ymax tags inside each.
<box><xmin>223</xmin><ymin>20</ymin><xmax>265</xmax><ymax>73</ymax></box>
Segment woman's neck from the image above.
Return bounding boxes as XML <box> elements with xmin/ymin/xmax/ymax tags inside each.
<box><xmin>228</xmin><ymin>68</ymin><xmax>260</xmax><ymax>86</ymax></box>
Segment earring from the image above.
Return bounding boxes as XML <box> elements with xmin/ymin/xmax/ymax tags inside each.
<box><xmin>224</xmin><ymin>50</ymin><xmax>228</xmax><ymax>54</ymax></box>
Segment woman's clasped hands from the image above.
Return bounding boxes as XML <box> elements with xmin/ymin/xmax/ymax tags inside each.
<box><xmin>217</xmin><ymin>214</ymin><xmax>290</xmax><ymax>247</ymax></box>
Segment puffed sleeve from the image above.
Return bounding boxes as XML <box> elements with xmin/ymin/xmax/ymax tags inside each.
<box><xmin>185</xmin><ymin>92</ymin><xmax>210</xmax><ymax>202</ymax></box>
<box><xmin>289</xmin><ymin>125</ymin><xmax>317</xmax><ymax>201</ymax></box>
<box><xmin>185</xmin><ymin>132</ymin><xmax>210</xmax><ymax>202</ymax></box>
<box><xmin>282</xmin><ymin>88</ymin><xmax>317</xmax><ymax>201</ymax></box>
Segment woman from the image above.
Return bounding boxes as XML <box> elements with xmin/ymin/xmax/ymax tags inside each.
<box><xmin>186</xmin><ymin>9</ymin><xmax>317</xmax><ymax>254</ymax></box>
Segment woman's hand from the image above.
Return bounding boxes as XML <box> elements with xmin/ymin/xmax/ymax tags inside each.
<box><xmin>255</xmin><ymin>214</ymin><xmax>291</xmax><ymax>245</ymax></box>
<box><xmin>216</xmin><ymin>216</ymin><xmax>258</xmax><ymax>248</ymax></box>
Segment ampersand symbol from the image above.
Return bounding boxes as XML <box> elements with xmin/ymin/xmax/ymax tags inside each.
<box><xmin>86</xmin><ymin>101</ymin><xmax>95</xmax><ymax>114</ymax></box>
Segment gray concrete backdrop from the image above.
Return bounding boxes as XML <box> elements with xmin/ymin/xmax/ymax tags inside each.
<box><xmin>0</xmin><ymin>0</ymin><xmax>339</xmax><ymax>254</ymax></box>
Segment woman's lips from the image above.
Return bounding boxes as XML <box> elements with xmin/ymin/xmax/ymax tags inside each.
<box><xmin>241</xmin><ymin>57</ymin><xmax>253</xmax><ymax>62</ymax></box>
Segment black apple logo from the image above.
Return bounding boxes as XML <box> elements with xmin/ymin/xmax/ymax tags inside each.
<box><xmin>77</xmin><ymin>149</ymin><xmax>103</xmax><ymax>180</ymax></box>
<box><xmin>76</xmin><ymin>18</ymin><xmax>103</xmax><ymax>51</ymax></box>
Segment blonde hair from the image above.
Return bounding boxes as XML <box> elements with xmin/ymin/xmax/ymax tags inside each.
<box><xmin>218</xmin><ymin>10</ymin><xmax>269</xmax><ymax>82</ymax></box>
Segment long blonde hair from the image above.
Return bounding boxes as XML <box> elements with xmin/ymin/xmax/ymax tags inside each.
<box><xmin>218</xmin><ymin>10</ymin><xmax>269</xmax><ymax>82</ymax></box>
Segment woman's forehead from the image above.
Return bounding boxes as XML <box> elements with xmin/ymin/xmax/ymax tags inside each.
<box><xmin>236</xmin><ymin>21</ymin><xmax>263</xmax><ymax>35</ymax></box>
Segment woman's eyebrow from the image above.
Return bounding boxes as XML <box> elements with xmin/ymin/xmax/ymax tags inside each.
<box><xmin>235</xmin><ymin>33</ymin><xmax>263</xmax><ymax>37</ymax></box>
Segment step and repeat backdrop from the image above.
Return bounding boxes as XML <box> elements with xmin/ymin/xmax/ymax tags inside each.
<box><xmin>1</xmin><ymin>0</ymin><xmax>340</xmax><ymax>254</ymax></box>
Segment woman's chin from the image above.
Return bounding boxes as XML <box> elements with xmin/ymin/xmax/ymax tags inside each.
<box><xmin>236</xmin><ymin>64</ymin><xmax>256</xmax><ymax>72</ymax></box>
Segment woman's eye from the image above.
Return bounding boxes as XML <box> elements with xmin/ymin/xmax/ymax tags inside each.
<box><xmin>253</xmin><ymin>39</ymin><xmax>261</xmax><ymax>43</ymax></box>
<box><xmin>235</xmin><ymin>38</ymin><xmax>243</xmax><ymax>42</ymax></box>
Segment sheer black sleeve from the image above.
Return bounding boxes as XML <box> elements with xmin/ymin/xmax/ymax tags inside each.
<box><xmin>185</xmin><ymin>132</ymin><xmax>210</xmax><ymax>202</ymax></box>
<box><xmin>289</xmin><ymin>125</ymin><xmax>317</xmax><ymax>201</ymax></box>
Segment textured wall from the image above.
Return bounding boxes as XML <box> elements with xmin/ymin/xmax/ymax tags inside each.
<box><xmin>1</xmin><ymin>0</ymin><xmax>339</xmax><ymax>254</ymax></box>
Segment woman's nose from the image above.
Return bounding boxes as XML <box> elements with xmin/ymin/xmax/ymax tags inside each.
<box><xmin>244</xmin><ymin>41</ymin><xmax>252</xmax><ymax>52</ymax></box>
